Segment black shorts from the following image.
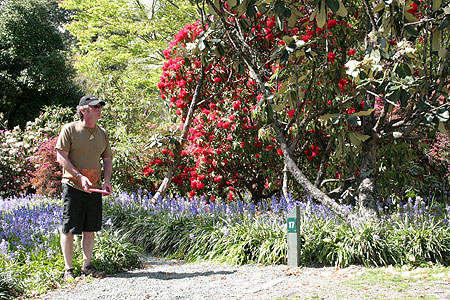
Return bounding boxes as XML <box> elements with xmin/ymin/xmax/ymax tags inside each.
<box><xmin>61</xmin><ymin>184</ymin><xmax>103</xmax><ymax>234</ymax></box>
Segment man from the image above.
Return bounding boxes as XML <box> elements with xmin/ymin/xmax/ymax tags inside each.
<box><xmin>55</xmin><ymin>95</ymin><xmax>113</xmax><ymax>279</ymax></box>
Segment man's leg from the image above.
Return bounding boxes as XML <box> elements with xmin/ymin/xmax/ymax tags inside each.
<box><xmin>61</xmin><ymin>232</ymin><xmax>74</xmax><ymax>270</ymax></box>
<box><xmin>81</xmin><ymin>231</ymin><xmax>95</xmax><ymax>268</ymax></box>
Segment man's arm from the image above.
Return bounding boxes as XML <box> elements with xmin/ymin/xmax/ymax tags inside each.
<box><xmin>56</xmin><ymin>148</ymin><xmax>92</xmax><ymax>192</ymax></box>
<box><xmin>102</xmin><ymin>156</ymin><xmax>112</xmax><ymax>194</ymax></box>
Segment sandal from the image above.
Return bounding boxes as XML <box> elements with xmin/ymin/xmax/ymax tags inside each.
<box><xmin>81</xmin><ymin>265</ymin><xmax>105</xmax><ymax>278</ymax></box>
<box><xmin>63</xmin><ymin>268</ymin><xmax>75</xmax><ymax>280</ymax></box>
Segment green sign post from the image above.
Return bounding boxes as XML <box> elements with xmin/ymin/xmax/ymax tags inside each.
<box><xmin>287</xmin><ymin>206</ymin><xmax>301</xmax><ymax>266</ymax></box>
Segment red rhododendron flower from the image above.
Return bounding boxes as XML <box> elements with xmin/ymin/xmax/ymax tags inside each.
<box><xmin>288</xmin><ymin>109</ymin><xmax>295</xmax><ymax>119</ymax></box>
<box><xmin>407</xmin><ymin>2</ymin><xmax>418</xmax><ymax>15</ymax></box>
<box><xmin>190</xmin><ymin>180</ymin><xmax>198</xmax><ymax>189</ymax></box>
<box><xmin>327</xmin><ymin>52</ymin><xmax>336</xmax><ymax>62</ymax></box>
<box><xmin>228</xmin><ymin>192</ymin><xmax>233</xmax><ymax>201</ymax></box>
<box><xmin>266</xmin><ymin>18</ymin><xmax>275</xmax><ymax>28</ymax></box>
<box><xmin>327</xmin><ymin>19</ymin><xmax>337</xmax><ymax>28</ymax></box>
<box><xmin>348</xmin><ymin>48</ymin><xmax>356</xmax><ymax>56</ymax></box>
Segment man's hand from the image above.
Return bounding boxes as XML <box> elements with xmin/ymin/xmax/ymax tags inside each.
<box><xmin>56</xmin><ymin>149</ymin><xmax>93</xmax><ymax>192</ymax></box>
<box><xmin>79</xmin><ymin>175</ymin><xmax>93</xmax><ymax>193</ymax></box>
<box><xmin>103</xmin><ymin>181</ymin><xmax>112</xmax><ymax>196</ymax></box>
<box><xmin>102</xmin><ymin>156</ymin><xmax>112</xmax><ymax>196</ymax></box>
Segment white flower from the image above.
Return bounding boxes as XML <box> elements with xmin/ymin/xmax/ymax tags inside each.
<box><xmin>186</xmin><ymin>42</ymin><xmax>196</xmax><ymax>51</ymax></box>
<box><xmin>404</xmin><ymin>47</ymin><xmax>416</xmax><ymax>57</ymax></box>
<box><xmin>444</xmin><ymin>4</ymin><xmax>450</xmax><ymax>15</ymax></box>
<box><xmin>295</xmin><ymin>40</ymin><xmax>305</xmax><ymax>48</ymax></box>
<box><xmin>345</xmin><ymin>60</ymin><xmax>360</xmax><ymax>77</ymax></box>
<box><xmin>371</xmin><ymin>63</ymin><xmax>383</xmax><ymax>72</ymax></box>
<box><xmin>397</xmin><ymin>40</ymin><xmax>409</xmax><ymax>49</ymax></box>
<box><xmin>393</xmin><ymin>40</ymin><xmax>417</xmax><ymax>60</ymax></box>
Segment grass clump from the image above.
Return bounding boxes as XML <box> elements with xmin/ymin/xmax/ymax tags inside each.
<box><xmin>3</xmin><ymin>190</ymin><xmax>450</xmax><ymax>298</ymax></box>
<box><xmin>103</xmin><ymin>192</ymin><xmax>450</xmax><ymax>268</ymax></box>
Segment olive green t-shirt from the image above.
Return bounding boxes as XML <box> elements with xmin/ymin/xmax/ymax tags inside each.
<box><xmin>55</xmin><ymin>121</ymin><xmax>113</xmax><ymax>191</ymax></box>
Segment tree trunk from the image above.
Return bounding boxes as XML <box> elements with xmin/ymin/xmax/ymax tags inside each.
<box><xmin>357</xmin><ymin>92</ymin><xmax>379</xmax><ymax>220</ymax></box>
<box><xmin>151</xmin><ymin>66</ymin><xmax>205</xmax><ymax>202</ymax></box>
<box><xmin>282</xmin><ymin>163</ymin><xmax>289</xmax><ymax>200</ymax></box>
<box><xmin>273</xmin><ymin>122</ymin><xmax>357</xmax><ymax>223</ymax></box>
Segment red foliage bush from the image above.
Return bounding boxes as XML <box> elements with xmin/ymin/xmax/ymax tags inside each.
<box><xmin>30</xmin><ymin>136</ymin><xmax>62</xmax><ymax>196</ymax></box>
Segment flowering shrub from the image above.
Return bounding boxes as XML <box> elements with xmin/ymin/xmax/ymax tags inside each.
<box><xmin>0</xmin><ymin>128</ymin><xmax>34</xmax><ymax>197</ymax></box>
<box><xmin>428</xmin><ymin>132</ymin><xmax>450</xmax><ymax>182</ymax></box>
<box><xmin>0</xmin><ymin>106</ymin><xmax>74</xmax><ymax>197</ymax></box>
<box><xmin>429</xmin><ymin>132</ymin><xmax>450</xmax><ymax>170</ymax></box>
<box><xmin>150</xmin><ymin>21</ymin><xmax>288</xmax><ymax>201</ymax></box>
<box><xmin>145</xmin><ymin>6</ymin><xmax>373</xmax><ymax>202</ymax></box>
<box><xmin>146</xmin><ymin>0</ymin><xmax>450</xmax><ymax>207</ymax></box>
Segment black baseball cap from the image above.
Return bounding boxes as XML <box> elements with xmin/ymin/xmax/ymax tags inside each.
<box><xmin>79</xmin><ymin>95</ymin><xmax>106</xmax><ymax>106</ymax></box>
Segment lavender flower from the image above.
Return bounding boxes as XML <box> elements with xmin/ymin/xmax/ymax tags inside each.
<box><xmin>221</xmin><ymin>226</ymin><xmax>230</xmax><ymax>236</ymax></box>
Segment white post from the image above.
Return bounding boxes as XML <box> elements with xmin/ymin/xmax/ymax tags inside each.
<box><xmin>287</xmin><ymin>205</ymin><xmax>301</xmax><ymax>266</ymax></box>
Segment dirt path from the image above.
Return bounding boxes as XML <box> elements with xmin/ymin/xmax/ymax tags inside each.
<box><xmin>38</xmin><ymin>256</ymin><xmax>450</xmax><ymax>300</ymax></box>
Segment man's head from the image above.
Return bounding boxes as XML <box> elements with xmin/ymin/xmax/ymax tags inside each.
<box><xmin>77</xmin><ymin>95</ymin><xmax>106</xmax><ymax>120</ymax></box>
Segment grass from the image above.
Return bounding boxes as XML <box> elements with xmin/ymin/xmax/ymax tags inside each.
<box><xmin>278</xmin><ymin>265</ymin><xmax>450</xmax><ymax>300</ymax></box>
<box><xmin>342</xmin><ymin>266</ymin><xmax>449</xmax><ymax>300</ymax></box>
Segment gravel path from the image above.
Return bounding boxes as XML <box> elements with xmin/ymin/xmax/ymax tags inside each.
<box><xmin>39</xmin><ymin>256</ymin><xmax>450</xmax><ymax>300</ymax></box>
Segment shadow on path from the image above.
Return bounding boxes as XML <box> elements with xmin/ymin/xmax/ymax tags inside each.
<box><xmin>112</xmin><ymin>267</ymin><xmax>236</xmax><ymax>280</ymax></box>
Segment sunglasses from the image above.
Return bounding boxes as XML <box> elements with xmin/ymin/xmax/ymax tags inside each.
<box><xmin>90</xmin><ymin>104</ymin><xmax>103</xmax><ymax>109</ymax></box>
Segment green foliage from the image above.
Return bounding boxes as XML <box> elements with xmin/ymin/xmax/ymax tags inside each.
<box><xmin>114</xmin><ymin>211</ymin><xmax>287</xmax><ymax>265</ymax></box>
<box><xmin>390</xmin><ymin>221</ymin><xmax>450</xmax><ymax>265</ymax></box>
<box><xmin>0</xmin><ymin>0</ymin><xmax>81</xmax><ymax>129</ymax></box>
<box><xmin>59</xmin><ymin>0</ymin><xmax>198</xmax><ymax>191</ymax></box>
<box><xmin>0</xmin><ymin>269</ymin><xmax>22</xmax><ymax>300</ymax></box>
<box><xmin>59</xmin><ymin>0</ymin><xmax>197</xmax><ymax>135</ymax></box>
<box><xmin>376</xmin><ymin>140</ymin><xmax>450</xmax><ymax>205</ymax></box>
<box><xmin>92</xmin><ymin>230</ymin><xmax>143</xmax><ymax>274</ymax></box>
<box><xmin>0</xmin><ymin>230</ymin><xmax>143</xmax><ymax>297</ymax></box>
